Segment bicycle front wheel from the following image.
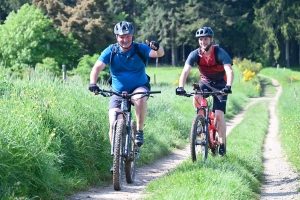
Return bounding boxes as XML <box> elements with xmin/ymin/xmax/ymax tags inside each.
<box><xmin>190</xmin><ymin>114</ymin><xmax>206</xmax><ymax>162</ymax></box>
<box><xmin>125</xmin><ymin>120</ymin><xmax>137</xmax><ymax>183</ymax></box>
<box><xmin>211</xmin><ymin>120</ymin><xmax>219</xmax><ymax>155</ymax></box>
<box><xmin>113</xmin><ymin>119</ymin><xmax>126</xmax><ymax>191</ymax></box>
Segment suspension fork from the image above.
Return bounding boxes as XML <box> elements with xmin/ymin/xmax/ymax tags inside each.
<box><xmin>124</xmin><ymin>111</ymin><xmax>132</xmax><ymax>157</ymax></box>
<box><xmin>204</xmin><ymin>107</ymin><xmax>209</xmax><ymax>139</ymax></box>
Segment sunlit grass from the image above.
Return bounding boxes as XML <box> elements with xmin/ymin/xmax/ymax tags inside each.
<box><xmin>144</xmin><ymin>101</ymin><xmax>269</xmax><ymax>200</ymax></box>
<box><xmin>0</xmin><ymin>65</ymin><xmax>265</xmax><ymax>199</ymax></box>
<box><xmin>260</xmin><ymin>67</ymin><xmax>300</xmax><ymax>171</ymax></box>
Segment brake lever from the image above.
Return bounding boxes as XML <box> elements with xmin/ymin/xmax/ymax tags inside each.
<box><xmin>141</xmin><ymin>93</ymin><xmax>151</xmax><ymax>99</ymax></box>
<box><xmin>101</xmin><ymin>92</ymin><xmax>111</xmax><ymax>97</ymax></box>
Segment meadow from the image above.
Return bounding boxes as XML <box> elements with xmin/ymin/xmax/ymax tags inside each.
<box><xmin>259</xmin><ymin>67</ymin><xmax>300</xmax><ymax>171</ymax></box>
<box><xmin>0</xmin><ymin>64</ymin><xmax>299</xmax><ymax>199</ymax></box>
<box><xmin>142</xmin><ymin>66</ymin><xmax>300</xmax><ymax>199</ymax></box>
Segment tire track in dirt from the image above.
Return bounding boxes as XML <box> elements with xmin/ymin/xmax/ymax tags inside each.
<box><xmin>68</xmin><ymin>75</ymin><xmax>299</xmax><ymax>200</ymax></box>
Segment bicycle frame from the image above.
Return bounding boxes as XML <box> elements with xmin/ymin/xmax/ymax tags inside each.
<box><xmin>196</xmin><ymin>95</ymin><xmax>220</xmax><ymax>148</ymax></box>
<box><xmin>183</xmin><ymin>86</ymin><xmax>227</xmax><ymax>161</ymax></box>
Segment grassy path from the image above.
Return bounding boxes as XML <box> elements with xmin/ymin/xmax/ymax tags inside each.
<box><xmin>68</xmin><ymin>75</ymin><xmax>300</xmax><ymax>200</ymax></box>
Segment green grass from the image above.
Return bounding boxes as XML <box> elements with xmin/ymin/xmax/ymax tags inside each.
<box><xmin>259</xmin><ymin>67</ymin><xmax>300</xmax><ymax>171</ymax></box>
<box><xmin>258</xmin><ymin>75</ymin><xmax>277</xmax><ymax>98</ymax></box>
<box><xmin>0</xmin><ymin>65</ymin><xmax>273</xmax><ymax>199</ymax></box>
<box><xmin>144</xmin><ymin>101</ymin><xmax>269</xmax><ymax>200</ymax></box>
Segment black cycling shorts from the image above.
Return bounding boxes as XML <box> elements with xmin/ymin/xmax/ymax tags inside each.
<box><xmin>199</xmin><ymin>80</ymin><xmax>227</xmax><ymax>114</ymax></box>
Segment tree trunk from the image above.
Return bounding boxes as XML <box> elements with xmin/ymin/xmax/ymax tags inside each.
<box><xmin>285</xmin><ymin>41</ymin><xmax>290</xmax><ymax>68</ymax></box>
<box><xmin>171</xmin><ymin>43</ymin><xmax>176</xmax><ymax>66</ymax></box>
<box><xmin>182</xmin><ymin>43</ymin><xmax>185</xmax><ymax>63</ymax></box>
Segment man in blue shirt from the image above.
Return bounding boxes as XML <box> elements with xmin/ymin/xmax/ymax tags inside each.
<box><xmin>89</xmin><ymin>21</ymin><xmax>164</xmax><ymax>149</ymax></box>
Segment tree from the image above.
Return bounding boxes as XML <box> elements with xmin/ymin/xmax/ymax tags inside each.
<box><xmin>0</xmin><ymin>0</ymin><xmax>32</xmax><ymax>23</ymax></box>
<box><xmin>135</xmin><ymin>0</ymin><xmax>186</xmax><ymax>66</ymax></box>
<box><xmin>0</xmin><ymin>4</ymin><xmax>80</xmax><ymax>72</ymax></box>
<box><xmin>33</xmin><ymin>0</ymin><xmax>116</xmax><ymax>55</ymax></box>
<box><xmin>254</xmin><ymin>0</ymin><xmax>300</xmax><ymax>67</ymax></box>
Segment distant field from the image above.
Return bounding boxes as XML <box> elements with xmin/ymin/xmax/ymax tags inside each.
<box><xmin>146</xmin><ymin>66</ymin><xmax>199</xmax><ymax>86</ymax></box>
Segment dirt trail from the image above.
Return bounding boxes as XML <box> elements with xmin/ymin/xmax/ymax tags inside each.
<box><xmin>69</xmin><ymin>76</ymin><xmax>299</xmax><ymax>200</ymax></box>
<box><xmin>259</xmin><ymin>75</ymin><xmax>299</xmax><ymax>199</ymax></box>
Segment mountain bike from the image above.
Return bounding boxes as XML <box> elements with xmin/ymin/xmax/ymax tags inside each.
<box><xmin>96</xmin><ymin>89</ymin><xmax>161</xmax><ymax>191</ymax></box>
<box><xmin>183</xmin><ymin>84</ymin><xmax>227</xmax><ymax>162</ymax></box>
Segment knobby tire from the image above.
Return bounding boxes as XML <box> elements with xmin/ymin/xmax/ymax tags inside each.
<box><xmin>190</xmin><ymin>114</ymin><xmax>206</xmax><ymax>162</ymax></box>
<box><xmin>113</xmin><ymin>119</ymin><xmax>126</xmax><ymax>191</ymax></box>
<box><xmin>125</xmin><ymin>120</ymin><xmax>137</xmax><ymax>183</ymax></box>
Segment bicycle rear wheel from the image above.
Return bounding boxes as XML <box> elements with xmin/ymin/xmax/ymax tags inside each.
<box><xmin>190</xmin><ymin>114</ymin><xmax>206</xmax><ymax>162</ymax></box>
<box><xmin>113</xmin><ymin>119</ymin><xmax>126</xmax><ymax>191</ymax></box>
<box><xmin>125</xmin><ymin>120</ymin><xmax>137</xmax><ymax>183</ymax></box>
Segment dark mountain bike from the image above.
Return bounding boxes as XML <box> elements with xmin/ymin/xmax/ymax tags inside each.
<box><xmin>96</xmin><ymin>89</ymin><xmax>161</xmax><ymax>191</ymax></box>
<box><xmin>181</xmin><ymin>84</ymin><xmax>228</xmax><ymax>162</ymax></box>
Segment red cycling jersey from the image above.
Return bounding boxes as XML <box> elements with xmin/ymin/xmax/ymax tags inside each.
<box><xmin>197</xmin><ymin>46</ymin><xmax>226</xmax><ymax>83</ymax></box>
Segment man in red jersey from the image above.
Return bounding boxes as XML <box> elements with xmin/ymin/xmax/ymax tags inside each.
<box><xmin>176</xmin><ymin>27</ymin><xmax>234</xmax><ymax>157</ymax></box>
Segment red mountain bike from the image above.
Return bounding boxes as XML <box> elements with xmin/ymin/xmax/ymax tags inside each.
<box><xmin>184</xmin><ymin>84</ymin><xmax>226</xmax><ymax>162</ymax></box>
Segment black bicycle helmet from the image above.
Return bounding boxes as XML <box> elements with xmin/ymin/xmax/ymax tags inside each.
<box><xmin>195</xmin><ymin>27</ymin><xmax>214</xmax><ymax>38</ymax></box>
<box><xmin>114</xmin><ymin>21</ymin><xmax>134</xmax><ymax>35</ymax></box>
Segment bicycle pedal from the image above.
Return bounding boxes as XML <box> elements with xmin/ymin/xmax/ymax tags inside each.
<box><xmin>135</xmin><ymin>149</ymin><xmax>140</xmax><ymax>158</ymax></box>
<box><xmin>196</xmin><ymin>140</ymin><xmax>206</xmax><ymax>145</ymax></box>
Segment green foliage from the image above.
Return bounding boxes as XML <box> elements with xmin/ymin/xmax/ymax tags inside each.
<box><xmin>253</xmin><ymin>0</ymin><xmax>300</xmax><ymax>66</ymax></box>
<box><xmin>0</xmin><ymin>75</ymin><xmax>13</xmax><ymax>95</ymax></box>
<box><xmin>233</xmin><ymin>58</ymin><xmax>262</xmax><ymax>84</ymax></box>
<box><xmin>231</xmin><ymin>65</ymin><xmax>261</xmax><ymax>98</ymax></box>
<box><xmin>35</xmin><ymin>57</ymin><xmax>60</xmax><ymax>76</ymax></box>
<box><xmin>0</xmin><ymin>4</ymin><xmax>81</xmax><ymax>75</ymax></box>
<box><xmin>32</xmin><ymin>0</ymin><xmax>115</xmax><ymax>55</ymax></box>
<box><xmin>74</xmin><ymin>54</ymin><xmax>110</xmax><ymax>83</ymax></box>
<box><xmin>234</xmin><ymin>58</ymin><xmax>262</xmax><ymax>74</ymax></box>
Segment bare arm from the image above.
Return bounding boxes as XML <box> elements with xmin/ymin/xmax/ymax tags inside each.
<box><xmin>145</xmin><ymin>40</ymin><xmax>165</xmax><ymax>58</ymax></box>
<box><xmin>179</xmin><ymin>64</ymin><xmax>192</xmax><ymax>88</ymax></box>
<box><xmin>149</xmin><ymin>46</ymin><xmax>164</xmax><ymax>57</ymax></box>
<box><xmin>224</xmin><ymin>64</ymin><xmax>234</xmax><ymax>86</ymax></box>
<box><xmin>90</xmin><ymin>60</ymin><xmax>106</xmax><ymax>84</ymax></box>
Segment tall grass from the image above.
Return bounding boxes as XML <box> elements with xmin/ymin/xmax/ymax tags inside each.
<box><xmin>0</xmin><ymin>72</ymin><xmax>112</xmax><ymax>199</ymax></box>
<box><xmin>0</xmin><ymin>65</ymin><xmax>261</xmax><ymax>199</ymax></box>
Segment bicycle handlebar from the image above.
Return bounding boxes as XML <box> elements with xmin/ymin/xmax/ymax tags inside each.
<box><xmin>184</xmin><ymin>90</ymin><xmax>230</xmax><ymax>97</ymax></box>
<box><xmin>95</xmin><ymin>89</ymin><xmax>161</xmax><ymax>98</ymax></box>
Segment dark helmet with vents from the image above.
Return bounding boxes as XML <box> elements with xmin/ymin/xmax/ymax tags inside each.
<box><xmin>114</xmin><ymin>21</ymin><xmax>134</xmax><ymax>35</ymax></box>
<box><xmin>195</xmin><ymin>27</ymin><xmax>214</xmax><ymax>38</ymax></box>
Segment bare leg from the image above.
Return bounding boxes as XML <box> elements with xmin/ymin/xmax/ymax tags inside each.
<box><xmin>131</xmin><ymin>87</ymin><xmax>148</xmax><ymax>130</ymax></box>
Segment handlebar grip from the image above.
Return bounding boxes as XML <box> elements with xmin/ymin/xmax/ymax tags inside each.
<box><xmin>150</xmin><ymin>91</ymin><xmax>161</xmax><ymax>94</ymax></box>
